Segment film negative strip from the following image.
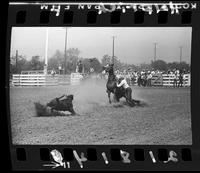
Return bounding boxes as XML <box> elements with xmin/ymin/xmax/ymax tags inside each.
<box><xmin>5</xmin><ymin>0</ymin><xmax>200</xmax><ymax>171</ymax></box>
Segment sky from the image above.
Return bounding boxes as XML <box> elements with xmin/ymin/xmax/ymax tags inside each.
<box><xmin>10</xmin><ymin>27</ymin><xmax>192</xmax><ymax>65</ymax></box>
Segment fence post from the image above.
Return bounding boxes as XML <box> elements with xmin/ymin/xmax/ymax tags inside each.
<box><xmin>19</xmin><ymin>74</ymin><xmax>21</xmax><ymax>86</ymax></box>
<box><xmin>37</xmin><ymin>75</ymin><xmax>39</xmax><ymax>86</ymax></box>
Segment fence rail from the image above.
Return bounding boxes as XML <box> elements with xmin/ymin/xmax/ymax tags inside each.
<box><xmin>11</xmin><ymin>74</ymin><xmax>71</xmax><ymax>86</ymax></box>
<box><xmin>162</xmin><ymin>74</ymin><xmax>190</xmax><ymax>86</ymax></box>
<box><xmin>130</xmin><ymin>74</ymin><xmax>190</xmax><ymax>87</ymax></box>
<box><xmin>11</xmin><ymin>73</ymin><xmax>191</xmax><ymax>87</ymax></box>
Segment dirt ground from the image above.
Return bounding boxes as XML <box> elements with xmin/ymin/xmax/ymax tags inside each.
<box><xmin>9</xmin><ymin>78</ymin><xmax>192</xmax><ymax>145</ymax></box>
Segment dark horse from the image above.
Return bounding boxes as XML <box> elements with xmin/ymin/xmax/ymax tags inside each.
<box><xmin>103</xmin><ymin>64</ymin><xmax>126</xmax><ymax>104</ymax></box>
<box><xmin>103</xmin><ymin>64</ymin><xmax>141</xmax><ymax>106</ymax></box>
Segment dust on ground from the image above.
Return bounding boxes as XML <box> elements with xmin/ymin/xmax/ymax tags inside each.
<box><xmin>9</xmin><ymin>77</ymin><xmax>192</xmax><ymax>145</ymax></box>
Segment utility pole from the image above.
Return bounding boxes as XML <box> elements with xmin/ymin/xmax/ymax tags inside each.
<box><xmin>154</xmin><ymin>42</ymin><xmax>157</xmax><ymax>62</ymax></box>
<box><xmin>112</xmin><ymin>36</ymin><xmax>116</xmax><ymax>64</ymax></box>
<box><xmin>179</xmin><ymin>46</ymin><xmax>183</xmax><ymax>63</ymax></box>
<box><xmin>44</xmin><ymin>28</ymin><xmax>49</xmax><ymax>75</ymax></box>
<box><xmin>64</xmin><ymin>27</ymin><xmax>68</xmax><ymax>75</ymax></box>
<box><xmin>15</xmin><ymin>50</ymin><xmax>18</xmax><ymax>73</ymax></box>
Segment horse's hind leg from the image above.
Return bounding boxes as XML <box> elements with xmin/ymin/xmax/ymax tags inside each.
<box><xmin>107</xmin><ymin>90</ymin><xmax>111</xmax><ymax>104</ymax></box>
<box><xmin>113</xmin><ymin>88</ymin><xmax>119</xmax><ymax>102</ymax></box>
<box><xmin>126</xmin><ymin>98</ymin><xmax>135</xmax><ymax>107</ymax></box>
<box><xmin>114</xmin><ymin>95</ymin><xmax>119</xmax><ymax>102</ymax></box>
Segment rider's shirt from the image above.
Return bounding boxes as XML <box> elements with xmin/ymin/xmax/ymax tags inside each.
<box><xmin>117</xmin><ymin>79</ymin><xmax>130</xmax><ymax>89</ymax></box>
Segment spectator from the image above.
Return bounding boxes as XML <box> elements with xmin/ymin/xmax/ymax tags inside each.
<box><xmin>51</xmin><ymin>68</ymin><xmax>56</xmax><ymax>77</ymax></box>
<box><xmin>137</xmin><ymin>73</ymin><xmax>142</xmax><ymax>87</ymax></box>
<box><xmin>183</xmin><ymin>73</ymin><xmax>187</xmax><ymax>87</ymax></box>
<box><xmin>173</xmin><ymin>71</ymin><xmax>178</xmax><ymax>87</ymax></box>
<box><xmin>147</xmin><ymin>72</ymin><xmax>152</xmax><ymax>86</ymax></box>
<box><xmin>178</xmin><ymin>73</ymin><xmax>183</xmax><ymax>87</ymax></box>
<box><xmin>143</xmin><ymin>73</ymin><xmax>148</xmax><ymax>86</ymax></box>
<box><xmin>131</xmin><ymin>72</ymin><xmax>136</xmax><ymax>85</ymax></box>
<box><xmin>151</xmin><ymin>70</ymin><xmax>155</xmax><ymax>76</ymax></box>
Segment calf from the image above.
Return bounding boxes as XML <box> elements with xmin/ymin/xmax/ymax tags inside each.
<box><xmin>46</xmin><ymin>94</ymin><xmax>76</xmax><ymax>115</ymax></box>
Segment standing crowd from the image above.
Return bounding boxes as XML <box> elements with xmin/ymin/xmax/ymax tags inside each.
<box><xmin>113</xmin><ymin>68</ymin><xmax>190</xmax><ymax>87</ymax></box>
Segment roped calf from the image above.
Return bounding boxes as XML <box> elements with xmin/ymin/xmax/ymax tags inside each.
<box><xmin>46</xmin><ymin>94</ymin><xmax>76</xmax><ymax>115</ymax></box>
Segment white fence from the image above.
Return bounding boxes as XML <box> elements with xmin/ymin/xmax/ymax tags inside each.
<box><xmin>11</xmin><ymin>74</ymin><xmax>58</xmax><ymax>86</ymax></box>
<box><xmin>162</xmin><ymin>74</ymin><xmax>190</xmax><ymax>86</ymax></box>
<box><xmin>11</xmin><ymin>74</ymin><xmax>71</xmax><ymax>86</ymax></box>
<box><xmin>11</xmin><ymin>73</ymin><xmax>191</xmax><ymax>87</ymax></box>
<box><xmin>128</xmin><ymin>73</ymin><xmax>191</xmax><ymax>87</ymax></box>
<box><xmin>11</xmin><ymin>73</ymin><xmax>82</xmax><ymax>86</ymax></box>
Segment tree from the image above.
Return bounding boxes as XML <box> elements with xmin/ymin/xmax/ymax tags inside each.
<box><xmin>113</xmin><ymin>56</ymin><xmax>122</xmax><ymax>70</ymax></box>
<box><xmin>179</xmin><ymin>61</ymin><xmax>190</xmax><ymax>72</ymax></box>
<box><xmin>101</xmin><ymin>54</ymin><xmax>111</xmax><ymax>66</ymax></box>
<box><xmin>151</xmin><ymin>59</ymin><xmax>167</xmax><ymax>71</ymax></box>
<box><xmin>10</xmin><ymin>55</ymin><xmax>29</xmax><ymax>74</ymax></box>
<box><xmin>48</xmin><ymin>50</ymin><xmax>64</xmax><ymax>71</ymax></box>
<box><xmin>67</xmin><ymin>57</ymin><xmax>79</xmax><ymax>73</ymax></box>
<box><xmin>67</xmin><ymin>48</ymin><xmax>80</xmax><ymax>58</ymax></box>
<box><xmin>128</xmin><ymin>64</ymin><xmax>139</xmax><ymax>71</ymax></box>
<box><xmin>48</xmin><ymin>48</ymin><xmax>81</xmax><ymax>74</ymax></box>
<box><xmin>101</xmin><ymin>55</ymin><xmax>123</xmax><ymax>70</ymax></box>
<box><xmin>66</xmin><ymin>48</ymin><xmax>81</xmax><ymax>73</ymax></box>
<box><xmin>89</xmin><ymin>58</ymin><xmax>102</xmax><ymax>73</ymax></box>
<box><xmin>81</xmin><ymin>58</ymin><xmax>91</xmax><ymax>73</ymax></box>
<box><xmin>29</xmin><ymin>56</ymin><xmax>44</xmax><ymax>70</ymax></box>
<box><xmin>167</xmin><ymin>61</ymin><xmax>190</xmax><ymax>72</ymax></box>
<box><xmin>138</xmin><ymin>63</ymin><xmax>152</xmax><ymax>71</ymax></box>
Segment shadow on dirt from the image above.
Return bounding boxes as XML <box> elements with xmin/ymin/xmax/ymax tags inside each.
<box><xmin>112</xmin><ymin>100</ymin><xmax>148</xmax><ymax>108</ymax></box>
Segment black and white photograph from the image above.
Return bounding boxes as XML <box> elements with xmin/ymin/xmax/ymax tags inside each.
<box><xmin>9</xmin><ymin>27</ymin><xmax>192</xmax><ymax>145</ymax></box>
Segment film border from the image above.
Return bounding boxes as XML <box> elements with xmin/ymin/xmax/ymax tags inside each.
<box><xmin>5</xmin><ymin>0</ymin><xmax>200</xmax><ymax>171</ymax></box>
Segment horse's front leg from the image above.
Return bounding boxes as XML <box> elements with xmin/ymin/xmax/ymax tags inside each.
<box><xmin>69</xmin><ymin>106</ymin><xmax>76</xmax><ymax>115</ymax></box>
<box><xmin>107</xmin><ymin>90</ymin><xmax>111</xmax><ymax>104</ymax></box>
<box><xmin>113</xmin><ymin>88</ymin><xmax>119</xmax><ymax>102</ymax></box>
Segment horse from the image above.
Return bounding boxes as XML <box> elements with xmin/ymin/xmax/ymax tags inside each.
<box><xmin>103</xmin><ymin>64</ymin><xmax>126</xmax><ymax>104</ymax></box>
<box><xmin>103</xmin><ymin>64</ymin><xmax>141</xmax><ymax>106</ymax></box>
<box><xmin>46</xmin><ymin>94</ymin><xmax>76</xmax><ymax>115</ymax></box>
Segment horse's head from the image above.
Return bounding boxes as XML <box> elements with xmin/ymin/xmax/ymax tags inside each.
<box><xmin>103</xmin><ymin>64</ymin><xmax>114</xmax><ymax>74</ymax></box>
<box><xmin>66</xmin><ymin>94</ymin><xmax>74</xmax><ymax>101</ymax></box>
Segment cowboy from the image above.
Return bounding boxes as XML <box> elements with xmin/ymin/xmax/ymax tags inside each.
<box><xmin>178</xmin><ymin>72</ymin><xmax>183</xmax><ymax>87</ymax></box>
<box><xmin>173</xmin><ymin>70</ymin><xmax>178</xmax><ymax>87</ymax></box>
<box><xmin>147</xmin><ymin>72</ymin><xmax>152</xmax><ymax>86</ymax></box>
<box><xmin>116</xmin><ymin>77</ymin><xmax>138</xmax><ymax>107</ymax></box>
<box><xmin>51</xmin><ymin>68</ymin><xmax>56</xmax><ymax>78</ymax></box>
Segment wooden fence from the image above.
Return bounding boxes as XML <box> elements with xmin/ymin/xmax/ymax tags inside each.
<box><xmin>150</xmin><ymin>74</ymin><xmax>190</xmax><ymax>86</ymax></box>
<box><xmin>151</xmin><ymin>74</ymin><xmax>163</xmax><ymax>86</ymax></box>
<box><xmin>162</xmin><ymin>74</ymin><xmax>190</xmax><ymax>86</ymax></box>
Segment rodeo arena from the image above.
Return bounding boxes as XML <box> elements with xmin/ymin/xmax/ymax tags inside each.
<box><xmin>10</xmin><ymin>58</ymin><xmax>192</xmax><ymax>145</ymax></box>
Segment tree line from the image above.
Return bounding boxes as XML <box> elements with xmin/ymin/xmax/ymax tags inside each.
<box><xmin>10</xmin><ymin>48</ymin><xmax>190</xmax><ymax>75</ymax></box>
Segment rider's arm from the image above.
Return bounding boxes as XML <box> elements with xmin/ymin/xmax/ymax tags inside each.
<box><xmin>117</xmin><ymin>79</ymin><xmax>125</xmax><ymax>87</ymax></box>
